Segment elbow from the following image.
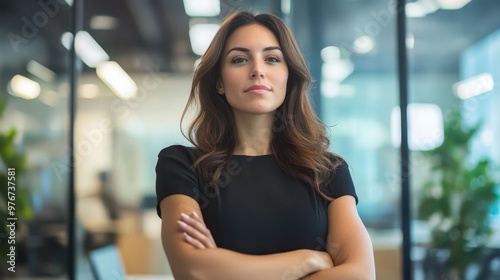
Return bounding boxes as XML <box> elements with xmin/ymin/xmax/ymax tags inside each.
<box><xmin>360</xmin><ymin>271</ymin><xmax>376</xmax><ymax>280</ymax></box>
<box><xmin>171</xmin><ymin>271</ymin><xmax>201</xmax><ymax>280</ymax></box>
<box><xmin>171</xmin><ymin>264</ymin><xmax>209</xmax><ymax>280</ymax></box>
<box><xmin>357</xmin><ymin>265</ymin><xmax>376</xmax><ymax>280</ymax></box>
<box><xmin>170</xmin><ymin>268</ymin><xmax>201</xmax><ymax>280</ymax></box>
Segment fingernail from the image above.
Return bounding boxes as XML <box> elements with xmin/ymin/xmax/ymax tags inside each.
<box><xmin>181</xmin><ymin>213</ymin><xmax>190</xmax><ymax>220</ymax></box>
<box><xmin>192</xmin><ymin>211</ymin><xmax>200</xmax><ymax>218</ymax></box>
<box><xmin>177</xmin><ymin>220</ymin><xmax>187</xmax><ymax>227</ymax></box>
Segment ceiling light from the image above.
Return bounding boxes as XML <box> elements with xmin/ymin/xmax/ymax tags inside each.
<box><xmin>90</xmin><ymin>15</ymin><xmax>119</xmax><ymax>30</ymax></box>
<box><xmin>321</xmin><ymin>82</ymin><xmax>355</xmax><ymax>98</ymax></box>
<box><xmin>75</xmin><ymin>31</ymin><xmax>110</xmax><ymax>68</ymax></box>
<box><xmin>61</xmin><ymin>32</ymin><xmax>73</xmax><ymax>49</ymax></box>
<box><xmin>406</xmin><ymin>2</ymin><xmax>428</xmax><ymax>18</ymax></box>
<box><xmin>353</xmin><ymin>35</ymin><xmax>375</xmax><ymax>54</ymax></box>
<box><xmin>281</xmin><ymin>0</ymin><xmax>291</xmax><ymax>15</ymax></box>
<box><xmin>27</xmin><ymin>60</ymin><xmax>56</xmax><ymax>82</ymax></box>
<box><xmin>320</xmin><ymin>46</ymin><xmax>341</xmax><ymax>62</ymax></box>
<box><xmin>183</xmin><ymin>0</ymin><xmax>220</xmax><ymax>17</ymax></box>
<box><xmin>8</xmin><ymin>75</ymin><xmax>41</xmax><ymax>99</ymax></box>
<box><xmin>61</xmin><ymin>31</ymin><xmax>110</xmax><ymax>68</ymax></box>
<box><xmin>453</xmin><ymin>73</ymin><xmax>494</xmax><ymax>99</ymax></box>
<box><xmin>419</xmin><ymin>0</ymin><xmax>440</xmax><ymax>13</ymax></box>
<box><xmin>435</xmin><ymin>0</ymin><xmax>472</xmax><ymax>10</ymax></box>
<box><xmin>321</xmin><ymin>60</ymin><xmax>354</xmax><ymax>83</ymax></box>
<box><xmin>96</xmin><ymin>61</ymin><xmax>137</xmax><ymax>100</ymax></box>
<box><xmin>189</xmin><ymin>24</ymin><xmax>219</xmax><ymax>56</ymax></box>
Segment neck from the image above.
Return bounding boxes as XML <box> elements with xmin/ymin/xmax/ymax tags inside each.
<box><xmin>233</xmin><ymin>113</ymin><xmax>273</xmax><ymax>156</ymax></box>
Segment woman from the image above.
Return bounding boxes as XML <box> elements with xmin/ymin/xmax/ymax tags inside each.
<box><xmin>156</xmin><ymin>11</ymin><xmax>375</xmax><ymax>280</ymax></box>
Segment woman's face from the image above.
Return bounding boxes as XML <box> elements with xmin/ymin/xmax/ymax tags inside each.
<box><xmin>219</xmin><ymin>24</ymin><xmax>288</xmax><ymax>117</ymax></box>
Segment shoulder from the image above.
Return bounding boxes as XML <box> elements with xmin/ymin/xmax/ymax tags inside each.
<box><xmin>326</xmin><ymin>152</ymin><xmax>349</xmax><ymax>172</ymax></box>
<box><xmin>158</xmin><ymin>144</ymin><xmax>201</xmax><ymax>161</ymax></box>
<box><xmin>323</xmin><ymin>152</ymin><xmax>358</xmax><ymax>203</ymax></box>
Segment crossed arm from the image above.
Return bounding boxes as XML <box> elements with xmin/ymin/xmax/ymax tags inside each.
<box><xmin>159</xmin><ymin>194</ymin><xmax>375</xmax><ymax>280</ymax></box>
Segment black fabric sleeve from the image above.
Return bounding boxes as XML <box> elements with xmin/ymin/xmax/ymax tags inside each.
<box><xmin>323</xmin><ymin>159</ymin><xmax>359</xmax><ymax>204</ymax></box>
<box><xmin>155</xmin><ymin>145</ymin><xmax>200</xmax><ymax>218</ymax></box>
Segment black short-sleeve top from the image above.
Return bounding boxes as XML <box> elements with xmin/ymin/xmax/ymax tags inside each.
<box><xmin>155</xmin><ymin>145</ymin><xmax>357</xmax><ymax>255</ymax></box>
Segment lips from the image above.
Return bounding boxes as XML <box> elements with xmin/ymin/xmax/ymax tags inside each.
<box><xmin>244</xmin><ymin>85</ymin><xmax>271</xmax><ymax>94</ymax></box>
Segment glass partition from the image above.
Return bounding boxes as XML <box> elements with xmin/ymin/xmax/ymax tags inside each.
<box><xmin>0</xmin><ymin>0</ymin><xmax>72</xmax><ymax>278</ymax></box>
<box><xmin>290</xmin><ymin>1</ymin><xmax>402</xmax><ymax>279</ymax></box>
<box><xmin>408</xmin><ymin>0</ymin><xmax>500</xmax><ymax>279</ymax></box>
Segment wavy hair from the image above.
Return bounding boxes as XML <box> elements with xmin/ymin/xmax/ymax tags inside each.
<box><xmin>181</xmin><ymin>11</ymin><xmax>341</xmax><ymax>200</ymax></box>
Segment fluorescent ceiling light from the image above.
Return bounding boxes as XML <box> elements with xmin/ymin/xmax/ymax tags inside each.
<box><xmin>96</xmin><ymin>61</ymin><xmax>137</xmax><ymax>100</ymax></box>
<box><xmin>183</xmin><ymin>0</ymin><xmax>220</xmax><ymax>16</ymax></box>
<box><xmin>320</xmin><ymin>81</ymin><xmax>355</xmax><ymax>98</ymax></box>
<box><xmin>61</xmin><ymin>32</ymin><xmax>73</xmax><ymax>50</ymax></box>
<box><xmin>406</xmin><ymin>2</ymin><xmax>428</xmax><ymax>18</ymax></box>
<box><xmin>27</xmin><ymin>60</ymin><xmax>56</xmax><ymax>82</ymax></box>
<box><xmin>281</xmin><ymin>0</ymin><xmax>291</xmax><ymax>15</ymax></box>
<box><xmin>189</xmin><ymin>24</ymin><xmax>219</xmax><ymax>56</ymax></box>
<box><xmin>8</xmin><ymin>75</ymin><xmax>41</xmax><ymax>99</ymax></box>
<box><xmin>90</xmin><ymin>15</ymin><xmax>119</xmax><ymax>30</ymax></box>
<box><xmin>61</xmin><ymin>31</ymin><xmax>110</xmax><ymax>68</ymax></box>
<box><xmin>435</xmin><ymin>0</ymin><xmax>472</xmax><ymax>10</ymax></box>
<box><xmin>407</xmin><ymin>0</ymin><xmax>440</xmax><ymax>17</ymax></box>
<box><xmin>320</xmin><ymin>46</ymin><xmax>341</xmax><ymax>62</ymax></box>
<box><xmin>353</xmin><ymin>35</ymin><xmax>375</xmax><ymax>54</ymax></box>
<box><xmin>391</xmin><ymin>103</ymin><xmax>444</xmax><ymax>151</ymax></box>
<box><xmin>453</xmin><ymin>73</ymin><xmax>494</xmax><ymax>99</ymax></box>
<box><xmin>321</xmin><ymin>60</ymin><xmax>354</xmax><ymax>83</ymax></box>
<box><xmin>419</xmin><ymin>0</ymin><xmax>440</xmax><ymax>13</ymax></box>
<box><xmin>75</xmin><ymin>31</ymin><xmax>110</xmax><ymax>68</ymax></box>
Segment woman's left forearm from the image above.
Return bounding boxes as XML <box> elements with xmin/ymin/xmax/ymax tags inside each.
<box><xmin>302</xmin><ymin>263</ymin><xmax>375</xmax><ymax>280</ymax></box>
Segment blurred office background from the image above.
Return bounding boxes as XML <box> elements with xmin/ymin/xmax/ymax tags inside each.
<box><xmin>0</xmin><ymin>0</ymin><xmax>499</xmax><ymax>279</ymax></box>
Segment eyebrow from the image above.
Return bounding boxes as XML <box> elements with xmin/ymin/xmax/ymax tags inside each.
<box><xmin>225</xmin><ymin>46</ymin><xmax>282</xmax><ymax>56</ymax></box>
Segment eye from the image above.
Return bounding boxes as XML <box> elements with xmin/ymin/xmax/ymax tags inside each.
<box><xmin>231</xmin><ymin>56</ymin><xmax>248</xmax><ymax>64</ymax></box>
<box><xmin>266</xmin><ymin>56</ymin><xmax>281</xmax><ymax>63</ymax></box>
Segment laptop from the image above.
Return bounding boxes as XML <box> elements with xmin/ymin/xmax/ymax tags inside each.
<box><xmin>89</xmin><ymin>245</ymin><xmax>174</xmax><ymax>280</ymax></box>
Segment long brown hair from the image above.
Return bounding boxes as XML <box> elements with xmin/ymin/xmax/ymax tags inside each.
<box><xmin>181</xmin><ymin>11</ymin><xmax>341</xmax><ymax>200</ymax></box>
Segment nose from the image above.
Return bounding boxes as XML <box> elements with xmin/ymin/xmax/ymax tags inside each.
<box><xmin>250</xmin><ymin>60</ymin><xmax>265</xmax><ymax>79</ymax></box>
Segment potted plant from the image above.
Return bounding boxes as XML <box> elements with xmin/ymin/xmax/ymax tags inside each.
<box><xmin>0</xmin><ymin>97</ymin><xmax>33</xmax><ymax>266</ymax></box>
<box><xmin>418</xmin><ymin>109</ymin><xmax>499</xmax><ymax>279</ymax></box>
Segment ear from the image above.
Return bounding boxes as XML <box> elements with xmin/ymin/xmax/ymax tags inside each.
<box><xmin>216</xmin><ymin>82</ymin><xmax>225</xmax><ymax>95</ymax></box>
